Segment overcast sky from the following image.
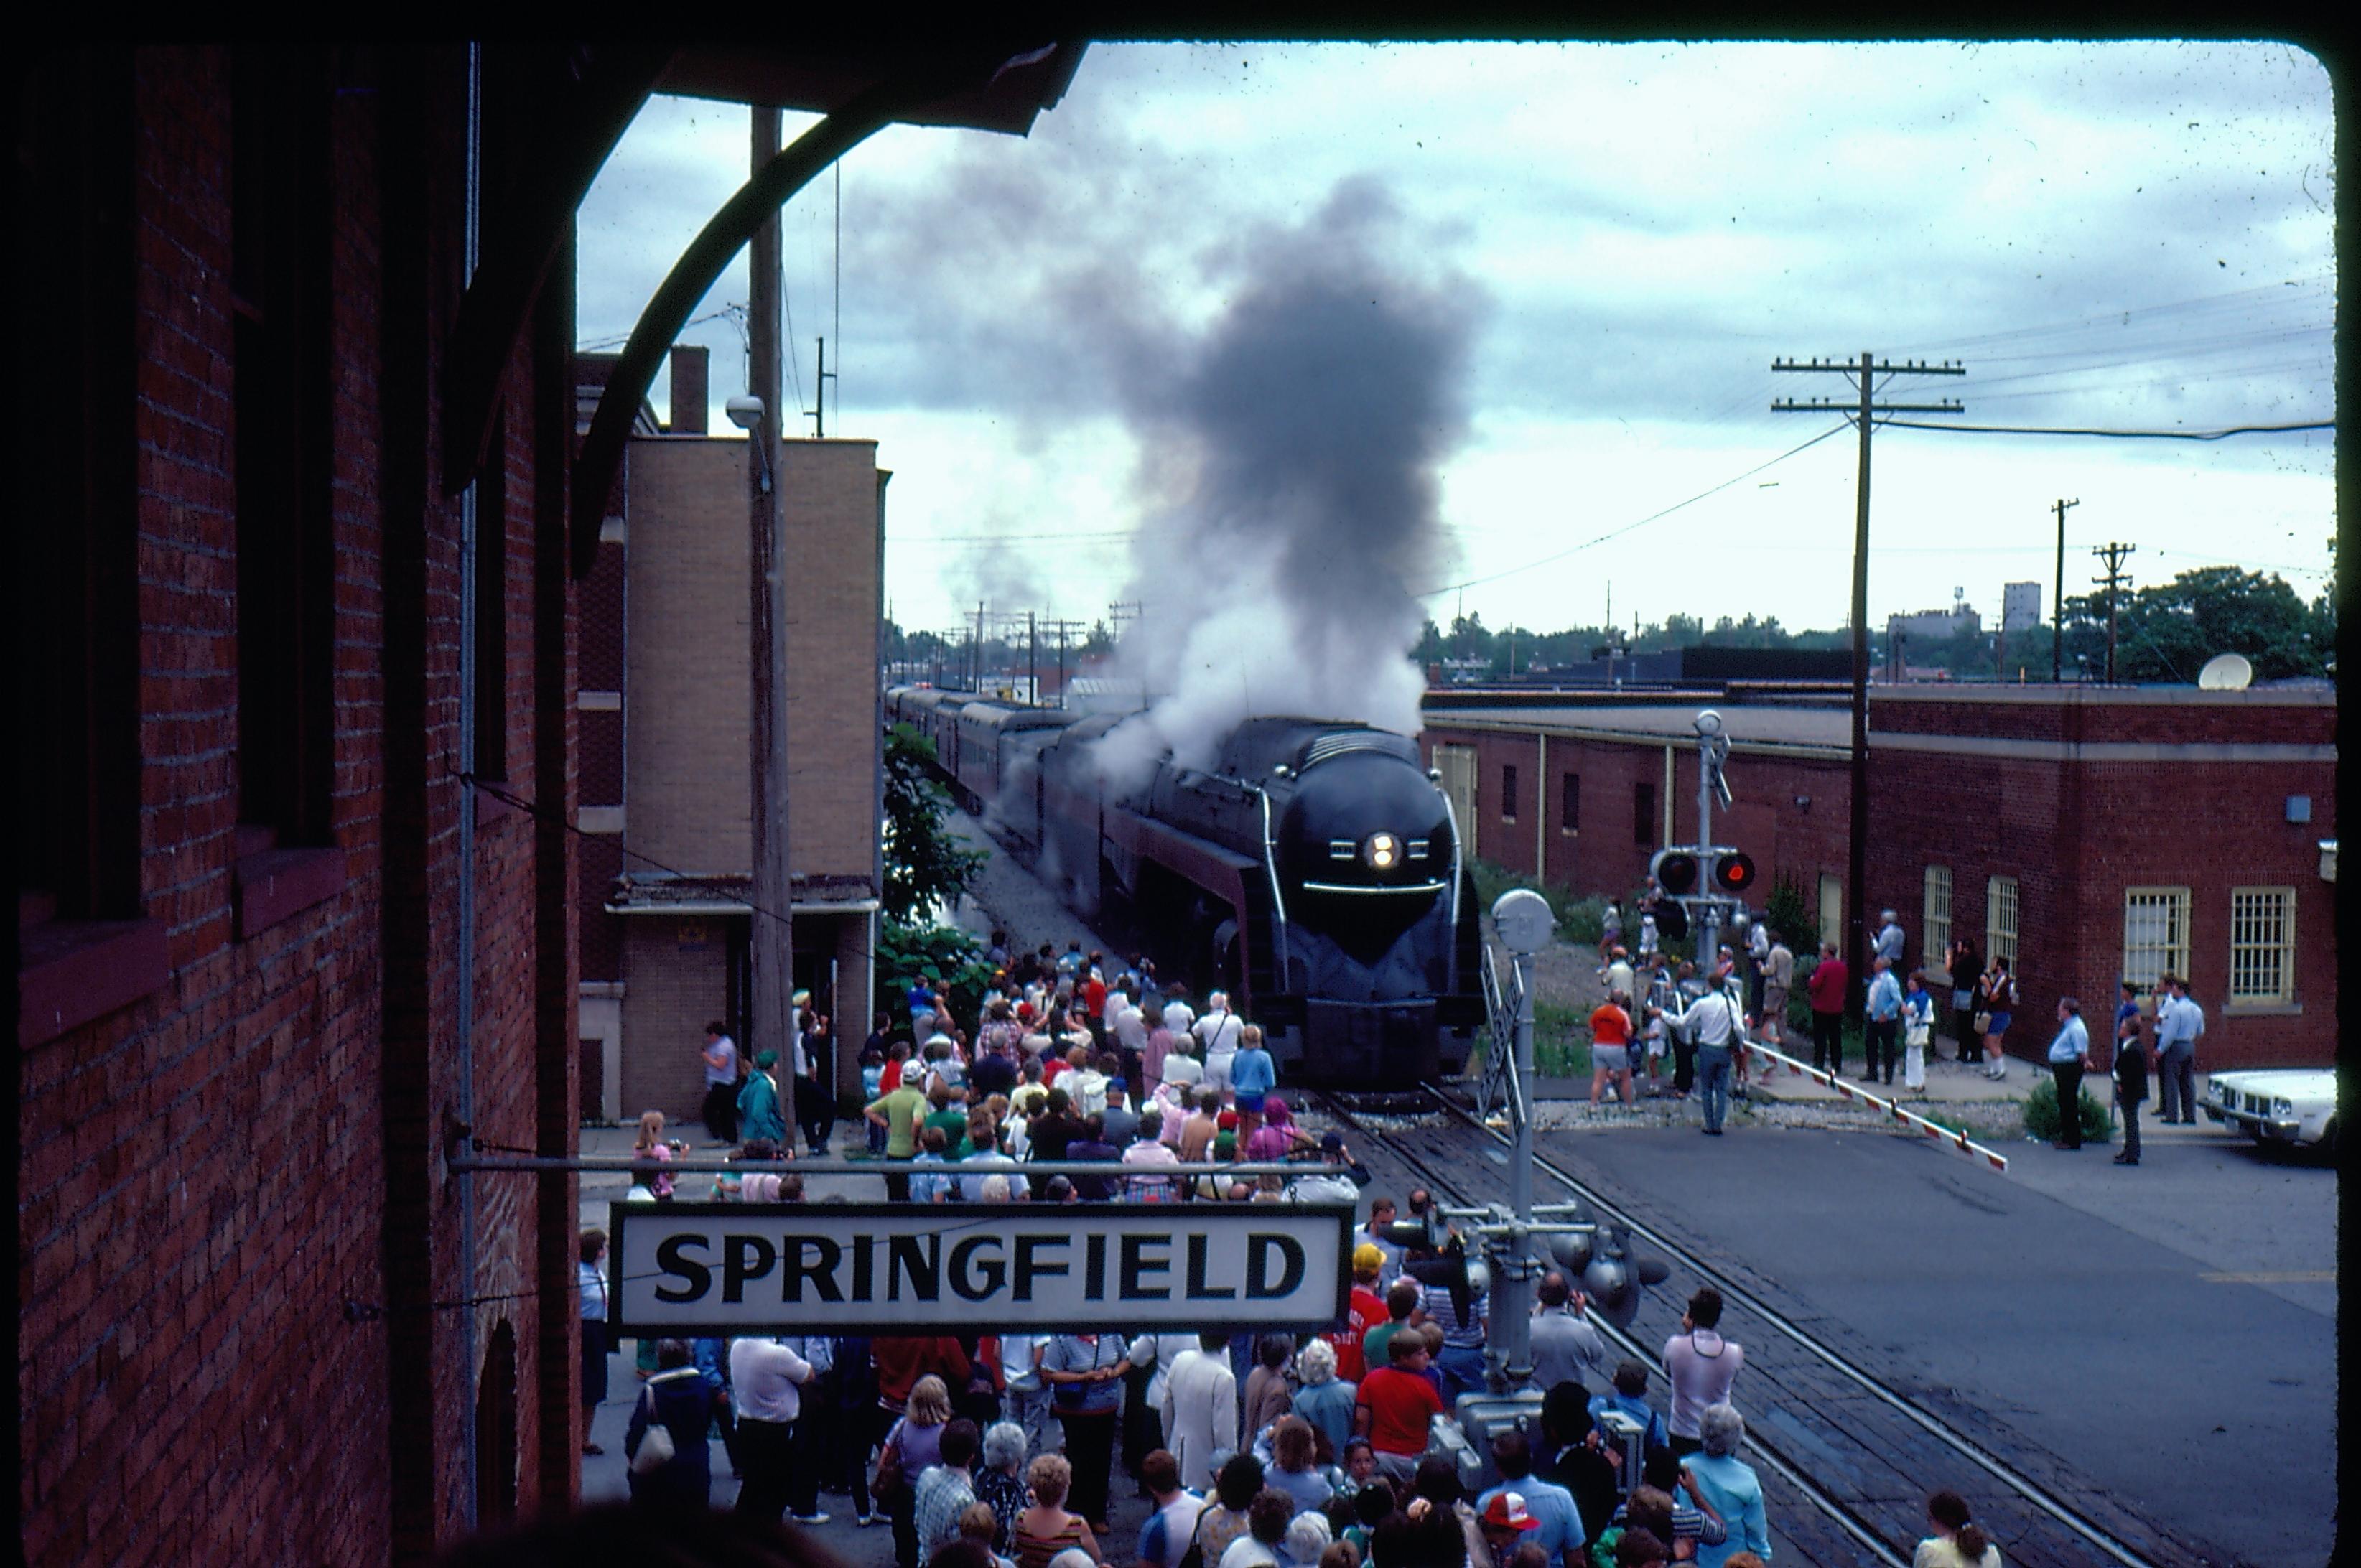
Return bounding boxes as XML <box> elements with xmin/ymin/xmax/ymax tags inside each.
<box><xmin>578</xmin><ymin>41</ymin><xmax>2335</xmax><ymax>648</ymax></box>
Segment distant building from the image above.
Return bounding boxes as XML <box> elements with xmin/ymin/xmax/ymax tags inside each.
<box><xmin>1886</xmin><ymin>602</ymin><xmax>1982</xmax><ymax>643</ymax></box>
<box><xmin>2002</xmin><ymin>580</ymin><xmax>2044</xmax><ymax>632</ymax></box>
<box><xmin>576</xmin><ymin>347</ymin><xmax>885</xmax><ymax>1123</ymax></box>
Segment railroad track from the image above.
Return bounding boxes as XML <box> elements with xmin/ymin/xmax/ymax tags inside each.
<box><xmin>1303</xmin><ymin>1083</ymin><xmax>2219</xmax><ymax>1568</ymax></box>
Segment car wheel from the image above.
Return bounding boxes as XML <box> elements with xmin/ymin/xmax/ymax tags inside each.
<box><xmin>2320</xmin><ymin>1117</ymin><xmax>2339</xmax><ymax>1156</ymax></box>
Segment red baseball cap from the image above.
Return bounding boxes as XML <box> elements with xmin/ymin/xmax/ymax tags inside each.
<box><xmin>1481</xmin><ymin>1493</ymin><xmax>1540</xmax><ymax>1531</ymax></box>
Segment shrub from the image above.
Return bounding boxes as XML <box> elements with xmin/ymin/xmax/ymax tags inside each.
<box><xmin>1468</xmin><ymin>859</ymin><xmax>1606</xmax><ymax>946</ymax></box>
<box><xmin>1764</xmin><ymin>872</ymin><xmax>1813</xmax><ymax>952</ymax></box>
<box><xmin>2021</xmin><ymin>1075</ymin><xmax>2113</xmax><ymax>1144</ymax></box>
<box><xmin>876</xmin><ymin>919</ymin><xmax>995</xmax><ymax>1031</ymax></box>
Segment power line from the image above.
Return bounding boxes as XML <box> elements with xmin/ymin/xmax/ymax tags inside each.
<box><xmin>1878</xmin><ymin>418</ymin><xmax>2331</xmax><ymax>441</ymax></box>
<box><xmin>1416</xmin><ymin>421</ymin><xmax>1853</xmax><ymax>598</ymax></box>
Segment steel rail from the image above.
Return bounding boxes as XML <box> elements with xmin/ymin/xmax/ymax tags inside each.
<box><xmin>1435</xmin><ymin>1087</ymin><xmax>2153</xmax><ymax>1564</ymax></box>
<box><xmin>1305</xmin><ymin>1088</ymin><xmax>1909</xmax><ymax>1568</ymax></box>
<box><xmin>1399</xmin><ymin>1083</ymin><xmax>2160</xmax><ymax>1568</ymax></box>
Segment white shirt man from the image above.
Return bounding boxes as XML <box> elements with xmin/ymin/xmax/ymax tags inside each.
<box><xmin>1161</xmin><ymin>997</ymin><xmax>1196</xmax><ymax>1039</ymax></box>
<box><xmin>1664</xmin><ymin>988</ymin><xmax>1744</xmax><ymax>1047</ymax></box>
<box><xmin>1113</xmin><ymin>994</ymin><xmax>1150</xmax><ymax>1053</ymax></box>
<box><xmin>1526</xmin><ymin>1275</ymin><xmax>1608</xmax><ymax>1392</ymax></box>
<box><xmin>2153</xmin><ymin>980</ymin><xmax>2207</xmax><ymax>1124</ymax></box>
<box><xmin>1160</xmin><ymin>1335</ymin><xmax>1239</xmax><ymax>1492</ymax></box>
<box><xmin>1140</xmin><ymin>1473</ymin><xmax>1209</xmax><ymax>1568</ymax></box>
<box><xmin>1193</xmin><ymin>997</ymin><xmax>1243</xmax><ymax>1058</ymax></box>
<box><xmin>730</xmin><ymin>1336</ymin><xmax>816</xmax><ymax>1425</ymax></box>
<box><xmin>1127</xmin><ymin>1330</ymin><xmax>1209</xmax><ymax>1427</ymax></box>
<box><xmin>1001</xmin><ymin>1333</ymin><xmax>1053</xmax><ymax>1453</ymax></box>
<box><xmin>1194</xmin><ymin>996</ymin><xmax>1242</xmax><ymax>1093</ymax></box>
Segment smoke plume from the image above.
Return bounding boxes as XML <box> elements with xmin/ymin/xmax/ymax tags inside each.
<box><xmin>1093</xmin><ymin>179</ymin><xmax>1485</xmax><ymax>789</ymax></box>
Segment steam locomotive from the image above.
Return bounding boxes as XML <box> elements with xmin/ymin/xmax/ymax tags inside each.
<box><xmin>886</xmin><ymin>686</ymin><xmax>1484</xmax><ymax>1083</ymax></box>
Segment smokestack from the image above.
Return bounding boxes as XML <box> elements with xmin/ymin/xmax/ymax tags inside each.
<box><xmin>668</xmin><ymin>344</ymin><xmax>708</xmax><ymax>435</ymax></box>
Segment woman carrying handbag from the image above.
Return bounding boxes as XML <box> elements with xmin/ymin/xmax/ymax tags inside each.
<box><xmin>876</xmin><ymin>1375</ymin><xmax>954</xmax><ymax>1568</ymax></box>
<box><xmin>625</xmin><ymin>1338</ymin><xmax>714</xmax><ymax>1513</ymax></box>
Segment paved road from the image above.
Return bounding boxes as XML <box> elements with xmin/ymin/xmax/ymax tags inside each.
<box><xmin>1538</xmin><ymin>1124</ymin><xmax>2337</xmax><ymax>1567</ymax></box>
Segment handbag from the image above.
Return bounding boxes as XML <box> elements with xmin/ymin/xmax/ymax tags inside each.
<box><xmin>1175</xmin><ymin>1501</ymin><xmax>1214</xmax><ymax>1568</ymax></box>
<box><xmin>870</xmin><ymin>1419</ymin><xmax>906</xmax><ymax>1502</ymax></box>
<box><xmin>628</xmin><ymin>1387</ymin><xmax>676</xmax><ymax>1475</ymax></box>
<box><xmin>1970</xmin><ymin>1012</ymin><xmax>1993</xmax><ymax>1035</ymax></box>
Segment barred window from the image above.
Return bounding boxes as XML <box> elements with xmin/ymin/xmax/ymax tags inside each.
<box><xmin>2227</xmin><ymin>887</ymin><xmax>2296</xmax><ymax>1004</ymax></box>
<box><xmin>1923</xmin><ymin>866</ymin><xmax>1952</xmax><ymax>962</ymax></box>
<box><xmin>1501</xmin><ymin>764</ymin><xmax>1519</xmax><ymax>823</ymax></box>
<box><xmin>2120</xmin><ymin>887</ymin><xmax>2190</xmax><ymax>991</ymax></box>
<box><xmin>1985</xmin><ymin>875</ymin><xmax>2020</xmax><ymax>967</ymax></box>
<box><xmin>1633</xmin><ymin>782</ymin><xmax>1654</xmax><ymax>848</ymax></box>
<box><xmin>1560</xmin><ymin>773</ymin><xmax>1580</xmax><ymax>833</ymax></box>
<box><xmin>1818</xmin><ymin>873</ymin><xmax>1843</xmax><ymax>950</ymax></box>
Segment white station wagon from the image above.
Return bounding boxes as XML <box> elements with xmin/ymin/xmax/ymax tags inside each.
<box><xmin>2204</xmin><ymin>1068</ymin><xmax>2339</xmax><ymax>1150</ymax></box>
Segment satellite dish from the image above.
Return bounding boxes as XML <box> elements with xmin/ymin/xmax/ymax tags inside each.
<box><xmin>2197</xmin><ymin>653</ymin><xmax>2253</xmax><ymax>691</ymax></box>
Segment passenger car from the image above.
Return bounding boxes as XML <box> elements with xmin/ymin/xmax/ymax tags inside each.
<box><xmin>2202</xmin><ymin>1069</ymin><xmax>2339</xmax><ymax>1149</ymax></box>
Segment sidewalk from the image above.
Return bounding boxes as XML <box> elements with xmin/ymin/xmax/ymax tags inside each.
<box><xmin>1733</xmin><ymin>1029</ymin><xmax>2227</xmax><ymax>1146</ymax></box>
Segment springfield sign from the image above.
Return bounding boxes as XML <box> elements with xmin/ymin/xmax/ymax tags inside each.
<box><xmin>610</xmin><ymin>1202</ymin><xmax>1354</xmax><ymax>1335</ymax></box>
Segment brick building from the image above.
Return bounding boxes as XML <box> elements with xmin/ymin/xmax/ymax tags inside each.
<box><xmin>1421</xmin><ymin>683</ymin><xmax>2337</xmax><ymax>1070</ymax></box>
<box><xmin>14</xmin><ymin>46</ymin><xmax>585</xmax><ymax>1564</ymax></box>
<box><xmin>11</xmin><ymin>40</ymin><xmax>1081</xmax><ymax>1568</ymax></box>
<box><xmin>575</xmin><ymin>347</ymin><xmax>885</xmax><ymax>1124</ymax></box>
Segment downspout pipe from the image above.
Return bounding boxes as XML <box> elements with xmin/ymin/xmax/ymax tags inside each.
<box><xmin>456</xmin><ymin>39</ymin><xmax>483</xmax><ymax>1529</ymax></box>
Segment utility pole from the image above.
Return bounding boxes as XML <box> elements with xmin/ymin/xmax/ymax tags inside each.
<box><xmin>806</xmin><ymin>337</ymin><xmax>836</xmax><ymax>438</ymax></box>
<box><xmin>748</xmin><ymin>106</ymin><xmax>795</xmax><ymax>1133</ymax></box>
<box><xmin>1028</xmin><ymin>610</ymin><xmax>1038</xmax><ymax>706</ymax></box>
<box><xmin>2051</xmin><ymin>498</ymin><xmax>2080</xmax><ymax>682</ymax></box>
<box><xmin>1773</xmin><ymin>353</ymin><xmax>1965</xmax><ymax>1021</ymax></box>
<box><xmin>2092</xmin><ymin>541</ymin><xmax>2136</xmax><ymax>682</ymax></box>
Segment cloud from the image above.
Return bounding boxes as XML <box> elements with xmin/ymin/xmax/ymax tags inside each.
<box><xmin>580</xmin><ymin>41</ymin><xmax>2334</xmax><ymax>637</ymax></box>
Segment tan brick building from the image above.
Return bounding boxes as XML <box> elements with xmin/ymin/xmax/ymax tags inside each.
<box><xmin>575</xmin><ymin>346</ymin><xmax>883</xmax><ymax>1125</ymax></box>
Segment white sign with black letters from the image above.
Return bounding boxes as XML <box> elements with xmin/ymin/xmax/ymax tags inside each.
<box><xmin>609</xmin><ymin>1202</ymin><xmax>1355</xmax><ymax>1335</ymax></box>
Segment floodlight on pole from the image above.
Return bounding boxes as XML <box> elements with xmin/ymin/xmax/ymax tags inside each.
<box><xmin>726</xmin><ymin>393</ymin><xmax>772</xmax><ymax>492</ymax></box>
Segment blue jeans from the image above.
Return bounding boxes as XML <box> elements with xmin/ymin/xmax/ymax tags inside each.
<box><xmin>1436</xmin><ymin>1343</ymin><xmax>1487</xmax><ymax>1404</ymax></box>
<box><xmin>1696</xmin><ymin>1045</ymin><xmax>1733</xmax><ymax>1132</ymax></box>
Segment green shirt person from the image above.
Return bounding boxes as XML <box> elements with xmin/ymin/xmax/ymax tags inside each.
<box><xmin>737</xmin><ymin>1050</ymin><xmax>787</xmax><ymax>1147</ymax></box>
<box><xmin>866</xmin><ymin>1082</ymin><xmax>929</xmax><ymax>1159</ymax></box>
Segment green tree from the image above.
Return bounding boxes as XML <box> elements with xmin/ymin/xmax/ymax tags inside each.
<box><xmin>2090</xmin><ymin>567</ymin><xmax>2324</xmax><ymax>683</ymax></box>
<box><xmin>882</xmin><ymin>724</ymin><xmax>985</xmax><ymax>925</ymax></box>
<box><xmin>875</xmin><ymin>920</ymin><xmax>996</xmax><ymax>1031</ymax></box>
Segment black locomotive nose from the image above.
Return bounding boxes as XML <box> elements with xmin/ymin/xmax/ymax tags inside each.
<box><xmin>1277</xmin><ymin>752</ymin><xmax>1452</xmax><ymax>959</ymax></box>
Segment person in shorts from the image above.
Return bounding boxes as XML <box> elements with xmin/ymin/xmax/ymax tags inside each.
<box><xmin>1639</xmin><ymin>1002</ymin><xmax>1670</xmax><ymax>1097</ymax></box>
<box><xmin>1587</xmin><ymin>994</ymin><xmax>1636</xmax><ymax>1107</ymax></box>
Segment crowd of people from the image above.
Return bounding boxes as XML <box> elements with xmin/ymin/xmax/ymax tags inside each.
<box><xmin>837</xmin><ymin>939</ymin><xmax>1369</xmax><ymax>1205</ymax></box>
<box><xmin>592</xmin><ymin>1231</ymin><xmax>2001</xmax><ymax>1567</ymax></box>
<box><xmin>1592</xmin><ymin>900</ymin><xmax>2204</xmax><ymax>1161</ymax></box>
<box><xmin>587</xmin><ymin>926</ymin><xmax>2007</xmax><ymax>1564</ymax></box>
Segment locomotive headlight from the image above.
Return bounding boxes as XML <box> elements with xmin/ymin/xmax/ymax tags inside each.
<box><xmin>1364</xmin><ymin>832</ymin><xmax>1401</xmax><ymax>872</ymax></box>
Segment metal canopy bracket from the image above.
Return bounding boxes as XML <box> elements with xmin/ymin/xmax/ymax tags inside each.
<box><xmin>567</xmin><ymin>46</ymin><xmax>1073</xmax><ymax>579</ymax></box>
<box><xmin>442</xmin><ymin>45</ymin><xmax>678</xmax><ymax>495</ymax></box>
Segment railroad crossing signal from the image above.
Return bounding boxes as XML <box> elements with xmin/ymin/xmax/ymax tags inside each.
<box><xmin>1649</xmin><ymin>846</ymin><xmax>1759</xmax><ymax>898</ymax></box>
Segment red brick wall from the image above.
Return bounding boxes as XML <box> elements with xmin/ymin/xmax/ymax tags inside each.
<box><xmin>1423</xmin><ymin>723</ymin><xmax>1853</xmax><ymax>918</ymax></box>
<box><xmin>1425</xmin><ymin>691</ymin><xmax>2335</xmax><ymax>1068</ymax></box>
<box><xmin>18</xmin><ymin>47</ymin><xmax>580</xmax><ymax>1567</ymax></box>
